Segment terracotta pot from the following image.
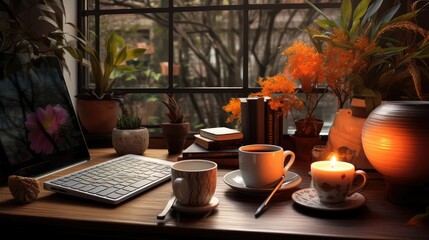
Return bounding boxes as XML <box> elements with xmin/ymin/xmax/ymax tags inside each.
<box><xmin>294</xmin><ymin>118</ymin><xmax>323</xmax><ymax>138</ymax></box>
<box><xmin>362</xmin><ymin>101</ymin><xmax>429</xmax><ymax>204</ymax></box>
<box><xmin>290</xmin><ymin>134</ymin><xmax>323</xmax><ymax>162</ymax></box>
<box><xmin>112</xmin><ymin>128</ymin><xmax>149</xmax><ymax>155</ymax></box>
<box><xmin>76</xmin><ymin>98</ymin><xmax>121</xmax><ymax>135</ymax></box>
<box><xmin>162</xmin><ymin>122</ymin><xmax>190</xmax><ymax>154</ymax></box>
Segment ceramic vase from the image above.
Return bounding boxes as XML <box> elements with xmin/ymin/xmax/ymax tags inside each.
<box><xmin>326</xmin><ymin>108</ymin><xmax>373</xmax><ymax>169</ymax></box>
<box><xmin>361</xmin><ymin>101</ymin><xmax>429</xmax><ymax>204</ymax></box>
<box><xmin>112</xmin><ymin>128</ymin><xmax>149</xmax><ymax>155</ymax></box>
<box><xmin>162</xmin><ymin>122</ymin><xmax>190</xmax><ymax>154</ymax></box>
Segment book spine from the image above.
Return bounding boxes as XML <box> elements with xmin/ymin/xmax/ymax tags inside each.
<box><xmin>273</xmin><ymin>110</ymin><xmax>283</xmax><ymax>146</ymax></box>
<box><xmin>264</xmin><ymin>99</ymin><xmax>274</xmax><ymax>145</ymax></box>
<box><xmin>240</xmin><ymin>98</ymin><xmax>250</xmax><ymax>145</ymax></box>
<box><xmin>199</xmin><ymin>131</ymin><xmax>216</xmax><ymax>140</ymax></box>
<box><xmin>247</xmin><ymin>97</ymin><xmax>265</xmax><ymax>144</ymax></box>
<box><xmin>195</xmin><ymin>139</ymin><xmax>242</xmax><ymax>150</ymax></box>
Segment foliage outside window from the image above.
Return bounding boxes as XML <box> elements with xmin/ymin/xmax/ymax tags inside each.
<box><xmin>79</xmin><ymin>0</ymin><xmax>341</xmax><ymax>135</ymax></box>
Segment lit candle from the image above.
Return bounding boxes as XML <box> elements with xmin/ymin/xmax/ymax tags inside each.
<box><xmin>311</xmin><ymin>155</ymin><xmax>362</xmax><ymax>203</ymax></box>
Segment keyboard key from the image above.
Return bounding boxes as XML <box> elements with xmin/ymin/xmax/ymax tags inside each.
<box><xmin>89</xmin><ymin>186</ymin><xmax>107</xmax><ymax>194</ymax></box>
<box><xmin>130</xmin><ymin>179</ymin><xmax>151</xmax><ymax>188</ymax></box>
<box><xmin>97</xmin><ymin>187</ymin><xmax>119</xmax><ymax>196</ymax></box>
<box><xmin>106</xmin><ymin>193</ymin><xmax>122</xmax><ymax>199</ymax></box>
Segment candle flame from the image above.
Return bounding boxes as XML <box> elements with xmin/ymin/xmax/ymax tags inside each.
<box><xmin>330</xmin><ymin>155</ymin><xmax>337</xmax><ymax>168</ymax></box>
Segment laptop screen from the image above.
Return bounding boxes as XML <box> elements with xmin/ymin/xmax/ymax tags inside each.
<box><xmin>0</xmin><ymin>56</ymin><xmax>90</xmax><ymax>184</ymax></box>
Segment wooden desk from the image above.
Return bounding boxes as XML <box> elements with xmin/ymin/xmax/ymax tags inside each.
<box><xmin>0</xmin><ymin>148</ymin><xmax>428</xmax><ymax>239</ymax></box>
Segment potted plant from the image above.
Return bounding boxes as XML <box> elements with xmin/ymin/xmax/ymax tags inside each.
<box><xmin>112</xmin><ymin>113</ymin><xmax>149</xmax><ymax>155</ymax></box>
<box><xmin>224</xmin><ymin>41</ymin><xmax>327</xmax><ymax>161</ymax></box>
<box><xmin>256</xmin><ymin>42</ymin><xmax>327</xmax><ymax>161</ymax></box>
<box><xmin>305</xmin><ymin>0</ymin><xmax>429</xmax><ymax>112</ymax></box>
<box><xmin>75</xmin><ymin>32</ymin><xmax>146</xmax><ymax>135</ymax></box>
<box><xmin>304</xmin><ymin>0</ymin><xmax>429</xmax><ymax>168</ymax></box>
<box><xmin>161</xmin><ymin>94</ymin><xmax>189</xmax><ymax>155</ymax></box>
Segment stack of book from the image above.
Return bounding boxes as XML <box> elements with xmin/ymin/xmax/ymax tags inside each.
<box><xmin>178</xmin><ymin>127</ymin><xmax>243</xmax><ymax>168</ymax></box>
<box><xmin>195</xmin><ymin>127</ymin><xmax>243</xmax><ymax>150</ymax></box>
<box><xmin>240</xmin><ymin>96</ymin><xmax>283</xmax><ymax>146</ymax></box>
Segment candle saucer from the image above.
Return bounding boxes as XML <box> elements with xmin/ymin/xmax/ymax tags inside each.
<box><xmin>291</xmin><ymin>188</ymin><xmax>366</xmax><ymax>211</ymax></box>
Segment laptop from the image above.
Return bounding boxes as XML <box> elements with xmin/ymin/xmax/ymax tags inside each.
<box><xmin>0</xmin><ymin>56</ymin><xmax>172</xmax><ymax>204</ymax></box>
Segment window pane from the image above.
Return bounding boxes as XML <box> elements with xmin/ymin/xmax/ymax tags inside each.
<box><xmin>122</xmin><ymin>93</ymin><xmax>239</xmax><ymax>133</ymax></box>
<box><xmin>98</xmin><ymin>14</ymin><xmax>169</xmax><ymax>89</ymax></box>
<box><xmin>99</xmin><ymin>0</ymin><xmax>168</xmax><ymax>9</ymax></box>
<box><xmin>248</xmin><ymin>8</ymin><xmax>340</xmax><ymax>87</ymax></box>
<box><xmin>173</xmin><ymin>10</ymin><xmax>243</xmax><ymax>87</ymax></box>
<box><xmin>86</xmin><ymin>0</ymin><xmax>95</xmax><ymax>10</ymax></box>
<box><xmin>174</xmin><ymin>0</ymin><xmax>242</xmax><ymax>6</ymax></box>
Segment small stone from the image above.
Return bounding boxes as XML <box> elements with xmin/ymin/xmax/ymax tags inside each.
<box><xmin>8</xmin><ymin>175</ymin><xmax>40</xmax><ymax>203</ymax></box>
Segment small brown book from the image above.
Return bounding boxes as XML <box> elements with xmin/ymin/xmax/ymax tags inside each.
<box><xmin>194</xmin><ymin>134</ymin><xmax>242</xmax><ymax>150</ymax></box>
<box><xmin>199</xmin><ymin>127</ymin><xmax>243</xmax><ymax>141</ymax></box>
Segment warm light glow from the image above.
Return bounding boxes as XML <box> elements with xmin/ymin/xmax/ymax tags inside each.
<box><xmin>330</xmin><ymin>155</ymin><xmax>337</xmax><ymax>168</ymax></box>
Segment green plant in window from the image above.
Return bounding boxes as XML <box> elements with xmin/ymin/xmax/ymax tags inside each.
<box><xmin>305</xmin><ymin>0</ymin><xmax>429</xmax><ymax>109</ymax></box>
<box><xmin>77</xmin><ymin>32</ymin><xmax>147</xmax><ymax>99</ymax></box>
<box><xmin>0</xmin><ymin>0</ymin><xmax>76</xmax><ymax>78</ymax></box>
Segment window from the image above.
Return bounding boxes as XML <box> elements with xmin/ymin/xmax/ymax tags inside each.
<box><xmin>78</xmin><ymin>0</ymin><xmax>341</xmax><ymax>135</ymax></box>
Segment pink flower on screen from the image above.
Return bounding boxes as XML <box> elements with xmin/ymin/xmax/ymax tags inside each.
<box><xmin>25</xmin><ymin>104</ymin><xmax>69</xmax><ymax>154</ymax></box>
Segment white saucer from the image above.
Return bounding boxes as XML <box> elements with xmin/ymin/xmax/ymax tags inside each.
<box><xmin>172</xmin><ymin>197</ymin><xmax>219</xmax><ymax>214</ymax></box>
<box><xmin>292</xmin><ymin>188</ymin><xmax>366</xmax><ymax>211</ymax></box>
<box><xmin>223</xmin><ymin>170</ymin><xmax>302</xmax><ymax>194</ymax></box>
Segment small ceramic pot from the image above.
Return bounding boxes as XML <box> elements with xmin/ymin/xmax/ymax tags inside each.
<box><xmin>112</xmin><ymin>127</ymin><xmax>149</xmax><ymax>155</ymax></box>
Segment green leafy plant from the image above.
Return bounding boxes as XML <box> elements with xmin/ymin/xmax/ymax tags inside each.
<box><xmin>161</xmin><ymin>94</ymin><xmax>185</xmax><ymax>124</ymax></box>
<box><xmin>77</xmin><ymin>32</ymin><xmax>146</xmax><ymax>99</ymax></box>
<box><xmin>116</xmin><ymin>114</ymin><xmax>142</xmax><ymax>130</ymax></box>
<box><xmin>0</xmin><ymin>0</ymin><xmax>75</xmax><ymax>78</ymax></box>
<box><xmin>305</xmin><ymin>0</ymin><xmax>429</xmax><ymax>106</ymax></box>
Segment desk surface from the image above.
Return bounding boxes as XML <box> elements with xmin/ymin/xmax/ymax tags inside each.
<box><xmin>0</xmin><ymin>148</ymin><xmax>428</xmax><ymax>239</ymax></box>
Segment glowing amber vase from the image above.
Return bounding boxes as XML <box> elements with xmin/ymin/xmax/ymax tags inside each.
<box><xmin>362</xmin><ymin>101</ymin><xmax>429</xmax><ymax>204</ymax></box>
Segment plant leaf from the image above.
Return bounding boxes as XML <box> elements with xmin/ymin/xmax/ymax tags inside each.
<box><xmin>339</xmin><ymin>0</ymin><xmax>352</xmax><ymax>31</ymax></box>
<box><xmin>413</xmin><ymin>44</ymin><xmax>429</xmax><ymax>59</ymax></box>
<box><xmin>36</xmin><ymin>3</ymin><xmax>55</xmax><ymax>14</ymax></box>
<box><xmin>126</xmin><ymin>48</ymin><xmax>146</xmax><ymax>60</ymax></box>
<box><xmin>350</xmin><ymin>0</ymin><xmax>371</xmax><ymax>38</ymax></box>
<box><xmin>304</xmin><ymin>0</ymin><xmax>333</xmax><ymax>22</ymax></box>
<box><xmin>371</xmin><ymin>3</ymin><xmax>400</xmax><ymax>38</ymax></box>
<box><xmin>315</xmin><ymin>19</ymin><xmax>337</xmax><ymax>29</ymax></box>
<box><xmin>361</xmin><ymin>0</ymin><xmax>383</xmax><ymax>27</ymax></box>
<box><xmin>38</xmin><ymin>15</ymin><xmax>58</xmax><ymax>28</ymax></box>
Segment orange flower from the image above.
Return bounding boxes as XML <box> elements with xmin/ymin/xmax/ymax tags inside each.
<box><xmin>284</xmin><ymin>41</ymin><xmax>324</xmax><ymax>94</ymax></box>
<box><xmin>332</xmin><ymin>28</ymin><xmax>348</xmax><ymax>43</ymax></box>
<box><xmin>223</xmin><ymin>98</ymin><xmax>241</xmax><ymax>123</ymax></box>
<box><xmin>322</xmin><ymin>44</ymin><xmax>355</xmax><ymax>82</ymax></box>
<box><xmin>254</xmin><ymin>73</ymin><xmax>302</xmax><ymax>115</ymax></box>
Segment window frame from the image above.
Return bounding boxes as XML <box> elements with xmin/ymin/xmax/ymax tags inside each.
<box><xmin>77</xmin><ymin>0</ymin><xmax>342</xmax><ymax>135</ymax></box>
